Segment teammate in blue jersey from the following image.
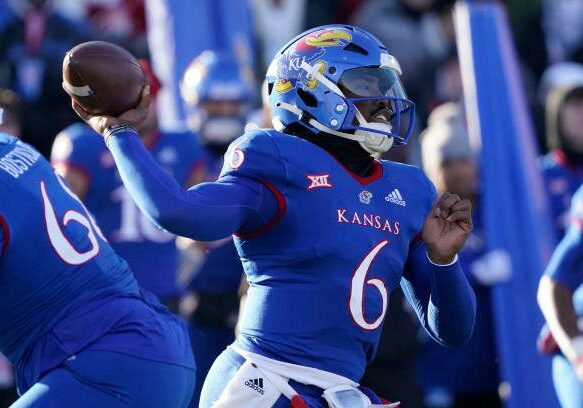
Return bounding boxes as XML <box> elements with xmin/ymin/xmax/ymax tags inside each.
<box><xmin>540</xmin><ymin>84</ymin><xmax>583</xmax><ymax>240</ymax></box>
<box><xmin>537</xmin><ymin>81</ymin><xmax>583</xmax><ymax>404</ymax></box>
<box><xmin>539</xmin><ymin>185</ymin><xmax>583</xmax><ymax>408</ymax></box>
<box><xmin>0</xmin><ymin>133</ymin><xmax>195</xmax><ymax>407</ymax></box>
<box><xmin>51</xmin><ymin>60</ymin><xmax>206</xmax><ymax>306</ymax></box>
<box><xmin>0</xmin><ymin>86</ymin><xmax>23</xmax><ymax>406</ymax></box>
<box><xmin>71</xmin><ymin>25</ymin><xmax>476</xmax><ymax>407</ymax></box>
<box><xmin>180</xmin><ymin>50</ymin><xmax>254</xmax><ymax>406</ymax></box>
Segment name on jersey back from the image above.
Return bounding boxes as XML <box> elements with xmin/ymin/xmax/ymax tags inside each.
<box><xmin>0</xmin><ymin>145</ymin><xmax>41</xmax><ymax>178</ymax></box>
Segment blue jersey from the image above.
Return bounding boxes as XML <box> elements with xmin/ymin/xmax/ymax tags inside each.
<box><xmin>0</xmin><ymin>134</ymin><xmax>193</xmax><ymax>392</ymax></box>
<box><xmin>188</xmin><ymin>238</ymin><xmax>243</xmax><ymax>294</ymax></box>
<box><xmin>540</xmin><ymin>149</ymin><xmax>583</xmax><ymax>240</ymax></box>
<box><xmin>545</xmin><ymin>185</ymin><xmax>583</xmax><ymax>314</ymax></box>
<box><xmin>106</xmin><ymin>128</ymin><xmax>476</xmax><ymax>383</ymax></box>
<box><xmin>51</xmin><ymin>123</ymin><xmax>205</xmax><ymax>300</ymax></box>
<box><xmin>222</xmin><ymin>131</ymin><xmax>436</xmax><ymax>380</ymax></box>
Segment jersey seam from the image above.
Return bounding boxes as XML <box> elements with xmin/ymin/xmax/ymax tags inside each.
<box><xmin>234</xmin><ymin>180</ymin><xmax>287</xmax><ymax>239</ymax></box>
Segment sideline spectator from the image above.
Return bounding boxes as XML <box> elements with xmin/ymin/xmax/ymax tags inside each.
<box><xmin>417</xmin><ymin>103</ymin><xmax>505</xmax><ymax>408</ymax></box>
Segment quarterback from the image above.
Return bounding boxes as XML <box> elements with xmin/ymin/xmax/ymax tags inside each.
<box><xmin>73</xmin><ymin>25</ymin><xmax>476</xmax><ymax>408</ymax></box>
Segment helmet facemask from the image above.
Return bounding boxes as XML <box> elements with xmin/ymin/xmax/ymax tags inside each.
<box><xmin>302</xmin><ymin>62</ymin><xmax>414</xmax><ymax>153</ymax></box>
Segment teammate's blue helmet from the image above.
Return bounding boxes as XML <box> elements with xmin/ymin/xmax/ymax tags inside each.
<box><xmin>266</xmin><ymin>25</ymin><xmax>415</xmax><ymax>153</ymax></box>
<box><xmin>181</xmin><ymin>50</ymin><xmax>254</xmax><ymax>145</ymax></box>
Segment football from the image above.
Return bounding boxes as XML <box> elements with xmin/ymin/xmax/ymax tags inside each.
<box><xmin>62</xmin><ymin>41</ymin><xmax>146</xmax><ymax>117</ymax></box>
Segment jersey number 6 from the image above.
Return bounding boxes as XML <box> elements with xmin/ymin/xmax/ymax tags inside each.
<box><xmin>41</xmin><ymin>173</ymin><xmax>106</xmax><ymax>265</ymax></box>
<box><xmin>349</xmin><ymin>240</ymin><xmax>389</xmax><ymax>330</ymax></box>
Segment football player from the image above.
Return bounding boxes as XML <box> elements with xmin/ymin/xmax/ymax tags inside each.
<box><xmin>0</xmin><ymin>87</ymin><xmax>22</xmax><ymax>406</ymax></box>
<box><xmin>0</xmin><ymin>133</ymin><xmax>195</xmax><ymax>407</ymax></box>
<box><xmin>72</xmin><ymin>25</ymin><xmax>476</xmax><ymax>407</ymax></box>
<box><xmin>539</xmin><ymin>184</ymin><xmax>583</xmax><ymax>407</ymax></box>
<box><xmin>179</xmin><ymin>50</ymin><xmax>252</xmax><ymax>405</ymax></box>
<box><xmin>51</xmin><ymin>59</ymin><xmax>206</xmax><ymax>309</ymax></box>
<box><xmin>537</xmin><ymin>73</ymin><xmax>583</xmax><ymax>405</ymax></box>
<box><xmin>181</xmin><ymin>50</ymin><xmax>255</xmax><ymax>164</ymax></box>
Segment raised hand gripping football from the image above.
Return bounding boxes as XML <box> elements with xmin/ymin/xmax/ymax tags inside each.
<box><xmin>72</xmin><ymin>85</ymin><xmax>152</xmax><ymax>138</ymax></box>
<box><xmin>422</xmin><ymin>192</ymin><xmax>472</xmax><ymax>264</ymax></box>
<box><xmin>62</xmin><ymin>40</ymin><xmax>146</xmax><ymax>116</ymax></box>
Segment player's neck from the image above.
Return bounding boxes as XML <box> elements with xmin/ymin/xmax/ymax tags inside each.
<box><xmin>286</xmin><ymin>126</ymin><xmax>375</xmax><ymax>177</ymax></box>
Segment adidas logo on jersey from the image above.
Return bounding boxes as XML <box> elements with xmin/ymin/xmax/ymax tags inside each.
<box><xmin>245</xmin><ymin>378</ymin><xmax>265</xmax><ymax>395</ymax></box>
<box><xmin>385</xmin><ymin>189</ymin><xmax>406</xmax><ymax>206</ymax></box>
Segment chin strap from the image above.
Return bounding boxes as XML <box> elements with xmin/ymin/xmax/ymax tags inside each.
<box><xmin>274</xmin><ymin>100</ymin><xmax>393</xmax><ymax>154</ymax></box>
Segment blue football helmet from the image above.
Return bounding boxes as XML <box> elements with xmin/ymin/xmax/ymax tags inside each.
<box><xmin>266</xmin><ymin>25</ymin><xmax>415</xmax><ymax>153</ymax></box>
<box><xmin>181</xmin><ymin>50</ymin><xmax>254</xmax><ymax>146</ymax></box>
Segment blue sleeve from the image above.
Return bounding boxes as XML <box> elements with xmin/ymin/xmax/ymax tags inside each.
<box><xmin>545</xmin><ymin>187</ymin><xmax>583</xmax><ymax>289</ymax></box>
<box><xmin>400</xmin><ymin>241</ymin><xmax>476</xmax><ymax>348</ymax></box>
<box><xmin>106</xmin><ymin>130</ymin><xmax>279</xmax><ymax>241</ymax></box>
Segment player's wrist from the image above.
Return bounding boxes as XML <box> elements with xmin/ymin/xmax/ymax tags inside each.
<box><xmin>426</xmin><ymin>250</ymin><xmax>458</xmax><ymax>266</ymax></box>
<box><xmin>104</xmin><ymin>124</ymin><xmax>137</xmax><ymax>147</ymax></box>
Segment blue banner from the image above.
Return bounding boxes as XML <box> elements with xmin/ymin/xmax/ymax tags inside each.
<box><xmin>455</xmin><ymin>2</ymin><xmax>558</xmax><ymax>406</ymax></box>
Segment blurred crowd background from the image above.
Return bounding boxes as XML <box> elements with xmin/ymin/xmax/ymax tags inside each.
<box><xmin>0</xmin><ymin>0</ymin><xmax>582</xmax><ymax>407</ymax></box>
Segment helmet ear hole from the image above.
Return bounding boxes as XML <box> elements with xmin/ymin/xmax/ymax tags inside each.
<box><xmin>297</xmin><ymin>88</ymin><xmax>318</xmax><ymax>108</ymax></box>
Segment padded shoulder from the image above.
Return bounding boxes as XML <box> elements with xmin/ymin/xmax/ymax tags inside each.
<box><xmin>219</xmin><ymin>129</ymin><xmax>287</xmax><ymax>183</ymax></box>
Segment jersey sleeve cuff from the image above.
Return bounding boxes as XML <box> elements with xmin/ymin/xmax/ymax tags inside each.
<box><xmin>426</xmin><ymin>251</ymin><xmax>459</xmax><ymax>266</ymax></box>
<box><xmin>104</xmin><ymin>125</ymin><xmax>138</xmax><ymax>148</ymax></box>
